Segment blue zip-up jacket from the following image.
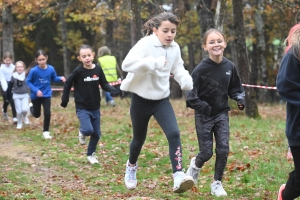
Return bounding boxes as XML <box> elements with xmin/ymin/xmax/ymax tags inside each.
<box><xmin>26</xmin><ymin>65</ymin><xmax>62</xmax><ymax>99</ymax></box>
<box><xmin>276</xmin><ymin>48</ymin><xmax>300</xmax><ymax>147</ymax></box>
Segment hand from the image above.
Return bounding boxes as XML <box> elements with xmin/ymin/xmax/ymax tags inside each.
<box><xmin>60</xmin><ymin>102</ymin><xmax>68</xmax><ymax>108</ymax></box>
<box><xmin>37</xmin><ymin>90</ymin><xmax>43</xmax><ymax>97</ymax></box>
<box><xmin>237</xmin><ymin>103</ymin><xmax>245</xmax><ymax>110</ymax></box>
<box><xmin>61</xmin><ymin>76</ymin><xmax>66</xmax><ymax>82</ymax></box>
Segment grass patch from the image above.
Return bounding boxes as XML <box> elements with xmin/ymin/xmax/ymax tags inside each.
<box><xmin>0</xmin><ymin>97</ymin><xmax>297</xmax><ymax>199</ymax></box>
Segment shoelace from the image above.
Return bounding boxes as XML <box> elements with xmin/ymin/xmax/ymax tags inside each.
<box><xmin>191</xmin><ymin>168</ymin><xmax>199</xmax><ymax>180</ymax></box>
<box><xmin>128</xmin><ymin>166</ymin><xmax>137</xmax><ymax>180</ymax></box>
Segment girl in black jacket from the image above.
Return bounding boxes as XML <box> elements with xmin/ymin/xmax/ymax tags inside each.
<box><xmin>276</xmin><ymin>23</ymin><xmax>300</xmax><ymax>200</ymax></box>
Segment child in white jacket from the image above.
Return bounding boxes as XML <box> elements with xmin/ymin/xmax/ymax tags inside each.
<box><xmin>121</xmin><ymin>12</ymin><xmax>194</xmax><ymax>193</ymax></box>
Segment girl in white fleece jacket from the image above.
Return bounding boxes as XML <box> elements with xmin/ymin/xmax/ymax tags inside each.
<box><xmin>0</xmin><ymin>52</ymin><xmax>17</xmax><ymax>122</ymax></box>
<box><xmin>121</xmin><ymin>12</ymin><xmax>194</xmax><ymax>193</ymax></box>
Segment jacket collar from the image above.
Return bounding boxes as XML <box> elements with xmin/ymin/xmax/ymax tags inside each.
<box><xmin>150</xmin><ymin>34</ymin><xmax>176</xmax><ymax>47</ymax></box>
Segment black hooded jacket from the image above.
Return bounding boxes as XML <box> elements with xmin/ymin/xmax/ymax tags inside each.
<box><xmin>186</xmin><ymin>57</ymin><xmax>245</xmax><ymax>116</ymax></box>
<box><xmin>276</xmin><ymin>48</ymin><xmax>300</xmax><ymax>146</ymax></box>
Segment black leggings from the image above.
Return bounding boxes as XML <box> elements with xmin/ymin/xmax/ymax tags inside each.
<box><xmin>30</xmin><ymin>98</ymin><xmax>51</xmax><ymax>132</ymax></box>
<box><xmin>282</xmin><ymin>146</ymin><xmax>300</xmax><ymax>200</ymax></box>
<box><xmin>2</xmin><ymin>89</ymin><xmax>16</xmax><ymax>118</ymax></box>
<box><xmin>194</xmin><ymin>113</ymin><xmax>230</xmax><ymax>181</ymax></box>
<box><xmin>129</xmin><ymin>93</ymin><xmax>183</xmax><ymax>173</ymax></box>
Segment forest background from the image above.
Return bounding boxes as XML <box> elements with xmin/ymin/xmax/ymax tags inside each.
<box><xmin>1</xmin><ymin>0</ymin><xmax>300</xmax><ymax>118</ymax></box>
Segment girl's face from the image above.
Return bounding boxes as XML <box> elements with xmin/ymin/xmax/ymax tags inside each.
<box><xmin>36</xmin><ymin>54</ymin><xmax>48</xmax><ymax>68</ymax></box>
<box><xmin>203</xmin><ymin>31</ymin><xmax>227</xmax><ymax>61</ymax></box>
<box><xmin>3</xmin><ymin>57</ymin><xmax>12</xmax><ymax>66</ymax></box>
<box><xmin>15</xmin><ymin>63</ymin><xmax>25</xmax><ymax>74</ymax></box>
<box><xmin>153</xmin><ymin>20</ymin><xmax>177</xmax><ymax>46</ymax></box>
<box><xmin>77</xmin><ymin>48</ymin><xmax>95</xmax><ymax>68</ymax></box>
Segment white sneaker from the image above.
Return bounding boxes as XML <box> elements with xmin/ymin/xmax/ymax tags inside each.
<box><xmin>13</xmin><ymin>117</ymin><xmax>18</xmax><ymax>124</ymax></box>
<box><xmin>211</xmin><ymin>180</ymin><xmax>227</xmax><ymax>197</ymax></box>
<box><xmin>173</xmin><ymin>171</ymin><xmax>194</xmax><ymax>193</ymax></box>
<box><xmin>78</xmin><ymin>130</ymin><xmax>86</xmax><ymax>145</ymax></box>
<box><xmin>16</xmin><ymin>122</ymin><xmax>23</xmax><ymax>129</ymax></box>
<box><xmin>24</xmin><ymin>116</ymin><xmax>30</xmax><ymax>124</ymax></box>
<box><xmin>186</xmin><ymin>157</ymin><xmax>201</xmax><ymax>184</ymax></box>
<box><xmin>42</xmin><ymin>131</ymin><xmax>52</xmax><ymax>139</ymax></box>
<box><xmin>3</xmin><ymin>112</ymin><xmax>8</xmax><ymax>120</ymax></box>
<box><xmin>109</xmin><ymin>100</ymin><xmax>115</xmax><ymax>107</ymax></box>
<box><xmin>87</xmin><ymin>152</ymin><xmax>99</xmax><ymax>164</ymax></box>
<box><xmin>124</xmin><ymin>160</ymin><xmax>138</xmax><ymax>190</ymax></box>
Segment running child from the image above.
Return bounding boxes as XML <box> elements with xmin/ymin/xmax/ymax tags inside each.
<box><xmin>276</xmin><ymin>23</ymin><xmax>300</xmax><ymax>200</ymax></box>
<box><xmin>60</xmin><ymin>44</ymin><xmax>118</xmax><ymax>164</ymax></box>
<box><xmin>26</xmin><ymin>50</ymin><xmax>66</xmax><ymax>139</ymax></box>
<box><xmin>1</xmin><ymin>52</ymin><xmax>17</xmax><ymax>123</ymax></box>
<box><xmin>186</xmin><ymin>28</ymin><xmax>245</xmax><ymax>197</ymax></box>
<box><xmin>7</xmin><ymin>61</ymin><xmax>30</xmax><ymax>129</ymax></box>
<box><xmin>120</xmin><ymin>12</ymin><xmax>194</xmax><ymax>193</ymax></box>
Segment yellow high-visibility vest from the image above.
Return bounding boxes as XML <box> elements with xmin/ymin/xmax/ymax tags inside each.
<box><xmin>98</xmin><ymin>55</ymin><xmax>118</xmax><ymax>82</ymax></box>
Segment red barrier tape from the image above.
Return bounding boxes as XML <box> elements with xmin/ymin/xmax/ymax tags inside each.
<box><xmin>51</xmin><ymin>80</ymin><xmax>277</xmax><ymax>91</ymax></box>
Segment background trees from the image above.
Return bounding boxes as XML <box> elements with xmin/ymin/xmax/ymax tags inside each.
<box><xmin>1</xmin><ymin>0</ymin><xmax>299</xmax><ymax>117</ymax></box>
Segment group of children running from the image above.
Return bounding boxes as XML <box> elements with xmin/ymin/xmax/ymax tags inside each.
<box><xmin>0</xmin><ymin>11</ymin><xmax>299</xmax><ymax>199</ymax></box>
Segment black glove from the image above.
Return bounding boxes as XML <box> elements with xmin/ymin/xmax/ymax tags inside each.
<box><xmin>60</xmin><ymin>101</ymin><xmax>68</xmax><ymax>108</ymax></box>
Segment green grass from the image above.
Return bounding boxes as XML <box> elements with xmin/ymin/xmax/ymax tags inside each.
<box><xmin>0</xmin><ymin>97</ymin><xmax>298</xmax><ymax>199</ymax></box>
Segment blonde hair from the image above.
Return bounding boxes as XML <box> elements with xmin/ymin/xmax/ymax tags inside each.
<box><xmin>14</xmin><ymin>60</ymin><xmax>27</xmax><ymax>73</ymax></box>
<box><xmin>284</xmin><ymin>24</ymin><xmax>300</xmax><ymax>60</ymax></box>
<box><xmin>97</xmin><ymin>46</ymin><xmax>111</xmax><ymax>57</ymax></box>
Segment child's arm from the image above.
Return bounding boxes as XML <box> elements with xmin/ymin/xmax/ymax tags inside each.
<box><xmin>0</xmin><ymin>70</ymin><xmax>7</xmax><ymax>91</ymax></box>
<box><xmin>5</xmin><ymin>79</ymin><xmax>13</xmax><ymax>101</ymax></box>
<box><xmin>228</xmin><ymin>67</ymin><xmax>245</xmax><ymax>110</ymax></box>
<box><xmin>26</xmin><ymin>70</ymin><xmax>39</xmax><ymax>95</ymax></box>
<box><xmin>60</xmin><ymin>68</ymin><xmax>76</xmax><ymax>108</ymax></box>
<box><xmin>170</xmin><ymin>46</ymin><xmax>193</xmax><ymax>90</ymax></box>
<box><xmin>277</xmin><ymin>54</ymin><xmax>300</xmax><ymax>107</ymax></box>
<box><xmin>51</xmin><ymin>67</ymin><xmax>66</xmax><ymax>83</ymax></box>
<box><xmin>98</xmin><ymin>66</ymin><xmax>119</xmax><ymax>96</ymax></box>
<box><xmin>122</xmin><ymin>40</ymin><xmax>166</xmax><ymax>74</ymax></box>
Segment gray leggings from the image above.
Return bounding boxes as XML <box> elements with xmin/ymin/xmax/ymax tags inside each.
<box><xmin>129</xmin><ymin>93</ymin><xmax>183</xmax><ymax>173</ymax></box>
<box><xmin>194</xmin><ymin>112</ymin><xmax>230</xmax><ymax>181</ymax></box>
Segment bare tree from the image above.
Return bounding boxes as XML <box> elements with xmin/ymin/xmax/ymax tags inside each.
<box><xmin>130</xmin><ymin>0</ymin><xmax>143</xmax><ymax>46</ymax></box>
<box><xmin>2</xmin><ymin>4</ymin><xmax>14</xmax><ymax>60</ymax></box>
<box><xmin>59</xmin><ymin>0</ymin><xmax>70</xmax><ymax>77</ymax></box>
<box><xmin>232</xmin><ymin>0</ymin><xmax>259</xmax><ymax>118</ymax></box>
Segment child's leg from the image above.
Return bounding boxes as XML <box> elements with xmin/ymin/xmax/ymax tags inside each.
<box><xmin>9</xmin><ymin>95</ymin><xmax>16</xmax><ymax>118</ymax></box>
<box><xmin>41</xmin><ymin>98</ymin><xmax>51</xmax><ymax>132</ymax></box>
<box><xmin>105</xmin><ymin>92</ymin><xmax>113</xmax><ymax>103</ymax></box>
<box><xmin>213</xmin><ymin>113</ymin><xmax>230</xmax><ymax>181</ymax></box>
<box><xmin>153</xmin><ymin>98</ymin><xmax>182</xmax><ymax>172</ymax></box>
<box><xmin>21</xmin><ymin>95</ymin><xmax>29</xmax><ymax>117</ymax></box>
<box><xmin>282</xmin><ymin>146</ymin><xmax>300</xmax><ymax>199</ymax></box>
<box><xmin>88</xmin><ymin>109</ymin><xmax>101</xmax><ymax>156</ymax></box>
<box><xmin>31</xmin><ymin>99</ymin><xmax>42</xmax><ymax>118</ymax></box>
<box><xmin>2</xmin><ymin>92</ymin><xmax>9</xmax><ymax>113</ymax></box>
<box><xmin>194</xmin><ymin>113</ymin><xmax>214</xmax><ymax>168</ymax></box>
<box><xmin>129</xmin><ymin>93</ymin><xmax>152</xmax><ymax>164</ymax></box>
<box><xmin>14</xmin><ymin>97</ymin><xmax>22</xmax><ymax>124</ymax></box>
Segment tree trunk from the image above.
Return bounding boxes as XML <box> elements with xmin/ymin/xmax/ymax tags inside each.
<box><xmin>59</xmin><ymin>0</ymin><xmax>70</xmax><ymax>77</ymax></box>
<box><xmin>196</xmin><ymin>0</ymin><xmax>214</xmax><ymax>59</ymax></box>
<box><xmin>106</xmin><ymin>0</ymin><xmax>115</xmax><ymax>50</ymax></box>
<box><xmin>130</xmin><ymin>0</ymin><xmax>143</xmax><ymax>46</ymax></box>
<box><xmin>2</xmin><ymin>5</ymin><xmax>14</xmax><ymax>61</ymax></box>
<box><xmin>232</xmin><ymin>0</ymin><xmax>259</xmax><ymax>118</ymax></box>
<box><xmin>254</xmin><ymin>1</ymin><xmax>268</xmax><ymax>102</ymax></box>
<box><xmin>215</xmin><ymin>0</ymin><xmax>227</xmax><ymax>31</ymax></box>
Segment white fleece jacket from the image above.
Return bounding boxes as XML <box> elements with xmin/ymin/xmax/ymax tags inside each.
<box><xmin>0</xmin><ymin>70</ymin><xmax>7</xmax><ymax>91</ymax></box>
<box><xmin>120</xmin><ymin>34</ymin><xmax>193</xmax><ymax>100</ymax></box>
